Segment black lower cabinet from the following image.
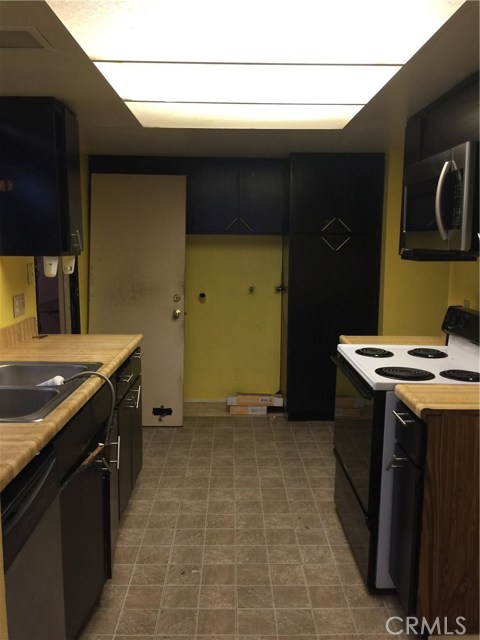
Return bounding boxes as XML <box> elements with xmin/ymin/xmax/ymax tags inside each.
<box><xmin>131</xmin><ymin>381</ymin><xmax>143</xmax><ymax>486</ymax></box>
<box><xmin>53</xmin><ymin>385</ymin><xmax>111</xmax><ymax>640</ymax></box>
<box><xmin>389</xmin><ymin>443</ymin><xmax>424</xmax><ymax>614</ymax></box>
<box><xmin>389</xmin><ymin>405</ymin><xmax>426</xmax><ymax>616</ymax></box>
<box><xmin>281</xmin><ymin>153</ymin><xmax>384</xmax><ymax>420</ymax></box>
<box><xmin>106</xmin><ymin>413</ymin><xmax>120</xmax><ymax>577</ymax></box>
<box><xmin>117</xmin><ymin>374</ymin><xmax>142</xmax><ymax>517</ymax></box>
<box><xmin>117</xmin><ymin>393</ymin><xmax>133</xmax><ymax>517</ymax></box>
<box><xmin>60</xmin><ymin>465</ymin><xmax>108</xmax><ymax>640</ymax></box>
<box><xmin>2</xmin><ymin>356</ymin><xmax>143</xmax><ymax>640</ymax></box>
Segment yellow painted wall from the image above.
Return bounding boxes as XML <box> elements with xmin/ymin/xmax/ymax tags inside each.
<box><xmin>184</xmin><ymin>235</ymin><xmax>283</xmax><ymax>400</ymax></box>
<box><xmin>379</xmin><ymin>148</ymin><xmax>457</xmax><ymax>337</ymax></box>
<box><xmin>0</xmin><ymin>257</ymin><xmax>36</xmax><ymax>329</ymax></box>
<box><xmin>448</xmin><ymin>261</ymin><xmax>479</xmax><ymax>309</ymax></box>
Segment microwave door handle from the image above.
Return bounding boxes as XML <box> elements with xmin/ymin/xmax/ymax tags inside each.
<box><xmin>435</xmin><ymin>160</ymin><xmax>453</xmax><ymax>241</ymax></box>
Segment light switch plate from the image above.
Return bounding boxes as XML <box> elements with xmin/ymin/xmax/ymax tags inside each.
<box><xmin>13</xmin><ymin>293</ymin><xmax>25</xmax><ymax>318</ymax></box>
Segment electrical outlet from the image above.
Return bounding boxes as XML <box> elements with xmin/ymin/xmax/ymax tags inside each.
<box><xmin>13</xmin><ymin>293</ymin><xmax>25</xmax><ymax>318</ymax></box>
<box><xmin>463</xmin><ymin>299</ymin><xmax>470</xmax><ymax>308</ymax></box>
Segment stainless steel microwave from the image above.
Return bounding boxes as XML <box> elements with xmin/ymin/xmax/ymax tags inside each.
<box><xmin>400</xmin><ymin>141</ymin><xmax>478</xmax><ymax>260</ymax></box>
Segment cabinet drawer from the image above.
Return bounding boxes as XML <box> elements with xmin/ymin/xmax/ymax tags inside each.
<box><xmin>53</xmin><ymin>384</ymin><xmax>110</xmax><ymax>482</ymax></box>
<box><xmin>115</xmin><ymin>349</ymin><xmax>142</xmax><ymax>402</ymax></box>
<box><xmin>393</xmin><ymin>404</ymin><xmax>426</xmax><ymax>467</ymax></box>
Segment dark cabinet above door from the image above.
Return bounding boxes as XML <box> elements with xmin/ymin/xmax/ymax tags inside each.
<box><xmin>0</xmin><ymin>97</ymin><xmax>83</xmax><ymax>257</ymax></box>
<box><xmin>187</xmin><ymin>160</ymin><xmax>238</xmax><ymax>233</ymax></box>
<box><xmin>187</xmin><ymin>158</ymin><xmax>286</xmax><ymax>234</ymax></box>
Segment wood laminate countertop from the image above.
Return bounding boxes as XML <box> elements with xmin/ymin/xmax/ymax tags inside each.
<box><xmin>0</xmin><ymin>332</ymin><xmax>143</xmax><ymax>491</ymax></box>
<box><xmin>395</xmin><ymin>384</ymin><xmax>480</xmax><ymax>419</ymax></box>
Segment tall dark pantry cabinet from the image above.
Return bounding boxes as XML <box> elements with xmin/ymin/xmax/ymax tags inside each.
<box><xmin>281</xmin><ymin>153</ymin><xmax>385</xmax><ymax>420</ymax></box>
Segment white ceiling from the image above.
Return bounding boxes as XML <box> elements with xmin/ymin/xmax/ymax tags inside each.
<box><xmin>0</xmin><ymin>0</ymin><xmax>478</xmax><ymax>157</ymax></box>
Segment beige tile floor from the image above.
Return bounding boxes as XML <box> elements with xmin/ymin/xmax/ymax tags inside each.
<box><xmin>79</xmin><ymin>403</ymin><xmax>410</xmax><ymax>639</ymax></box>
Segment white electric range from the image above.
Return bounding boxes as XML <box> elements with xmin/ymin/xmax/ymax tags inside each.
<box><xmin>337</xmin><ymin>334</ymin><xmax>479</xmax><ymax>391</ymax></box>
<box><xmin>333</xmin><ymin>306</ymin><xmax>479</xmax><ymax>593</ymax></box>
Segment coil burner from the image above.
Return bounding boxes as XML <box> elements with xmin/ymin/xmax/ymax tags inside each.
<box><xmin>439</xmin><ymin>369</ymin><xmax>480</xmax><ymax>383</ymax></box>
<box><xmin>355</xmin><ymin>348</ymin><xmax>394</xmax><ymax>358</ymax></box>
<box><xmin>375</xmin><ymin>366</ymin><xmax>435</xmax><ymax>381</ymax></box>
<box><xmin>407</xmin><ymin>348</ymin><xmax>448</xmax><ymax>359</ymax></box>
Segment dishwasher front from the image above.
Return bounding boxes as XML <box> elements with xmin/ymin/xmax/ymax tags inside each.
<box><xmin>1</xmin><ymin>444</ymin><xmax>66</xmax><ymax>640</ymax></box>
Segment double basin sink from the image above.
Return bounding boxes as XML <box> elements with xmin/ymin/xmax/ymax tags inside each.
<box><xmin>0</xmin><ymin>362</ymin><xmax>102</xmax><ymax>422</ymax></box>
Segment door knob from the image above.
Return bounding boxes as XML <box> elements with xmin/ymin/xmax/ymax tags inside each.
<box><xmin>172</xmin><ymin>309</ymin><xmax>182</xmax><ymax>319</ymax></box>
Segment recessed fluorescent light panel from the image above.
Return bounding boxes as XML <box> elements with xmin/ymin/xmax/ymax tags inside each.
<box><xmin>46</xmin><ymin>0</ymin><xmax>468</xmax><ymax>129</ymax></box>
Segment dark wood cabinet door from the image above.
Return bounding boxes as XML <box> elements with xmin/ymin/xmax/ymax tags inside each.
<box><xmin>286</xmin><ymin>234</ymin><xmax>338</xmax><ymax>419</ymax></box>
<box><xmin>187</xmin><ymin>160</ymin><xmax>238</xmax><ymax>233</ymax></box>
<box><xmin>131</xmin><ymin>376</ymin><xmax>143</xmax><ymax>487</ymax></box>
<box><xmin>0</xmin><ymin>97</ymin><xmax>82</xmax><ymax>256</ymax></box>
<box><xmin>290</xmin><ymin>155</ymin><xmax>340</xmax><ymax>234</ymax></box>
<box><xmin>60</xmin><ymin>465</ymin><xmax>106</xmax><ymax>640</ymax></box>
<box><xmin>238</xmin><ymin>160</ymin><xmax>286</xmax><ymax>234</ymax></box>
<box><xmin>412</xmin><ymin>73</ymin><xmax>479</xmax><ymax>163</ymax></box>
<box><xmin>187</xmin><ymin>158</ymin><xmax>286</xmax><ymax>234</ymax></box>
<box><xmin>0</xmin><ymin>98</ymin><xmax>62</xmax><ymax>255</ymax></box>
<box><xmin>117</xmin><ymin>396</ymin><xmax>133</xmax><ymax>518</ymax></box>
<box><xmin>283</xmin><ymin>153</ymin><xmax>384</xmax><ymax>420</ymax></box>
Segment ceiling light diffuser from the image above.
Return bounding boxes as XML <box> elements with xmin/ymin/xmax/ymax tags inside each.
<box><xmin>127</xmin><ymin>102</ymin><xmax>363</xmax><ymax>129</ymax></box>
<box><xmin>46</xmin><ymin>0</ymin><xmax>468</xmax><ymax>65</ymax></box>
<box><xmin>45</xmin><ymin>0</ymin><xmax>468</xmax><ymax>129</ymax></box>
<box><xmin>94</xmin><ymin>62</ymin><xmax>401</xmax><ymax>105</ymax></box>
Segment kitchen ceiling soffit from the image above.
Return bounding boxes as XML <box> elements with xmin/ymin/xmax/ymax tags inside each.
<box><xmin>45</xmin><ymin>0</ymin><xmax>468</xmax><ymax>130</ymax></box>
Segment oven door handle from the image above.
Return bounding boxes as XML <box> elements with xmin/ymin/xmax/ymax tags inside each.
<box><xmin>331</xmin><ymin>355</ymin><xmax>373</xmax><ymax>399</ymax></box>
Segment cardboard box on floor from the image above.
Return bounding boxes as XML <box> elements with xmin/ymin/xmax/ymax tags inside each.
<box><xmin>227</xmin><ymin>393</ymin><xmax>283</xmax><ymax>407</ymax></box>
<box><xmin>229</xmin><ymin>405</ymin><xmax>268</xmax><ymax>416</ymax></box>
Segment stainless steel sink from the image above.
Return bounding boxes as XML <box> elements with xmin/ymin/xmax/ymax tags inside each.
<box><xmin>0</xmin><ymin>362</ymin><xmax>102</xmax><ymax>387</ymax></box>
<box><xmin>0</xmin><ymin>362</ymin><xmax>103</xmax><ymax>422</ymax></box>
<box><xmin>0</xmin><ymin>387</ymin><xmax>63</xmax><ymax>422</ymax></box>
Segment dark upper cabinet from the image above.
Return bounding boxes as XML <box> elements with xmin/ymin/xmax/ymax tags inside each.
<box><xmin>289</xmin><ymin>156</ymin><xmax>339</xmax><ymax>234</ymax></box>
<box><xmin>0</xmin><ymin>97</ymin><xmax>83</xmax><ymax>256</ymax></box>
<box><xmin>187</xmin><ymin>160</ymin><xmax>238</xmax><ymax>233</ymax></box>
<box><xmin>404</xmin><ymin>73</ymin><xmax>479</xmax><ymax>165</ymax></box>
<box><xmin>238</xmin><ymin>160</ymin><xmax>286</xmax><ymax>234</ymax></box>
<box><xmin>290</xmin><ymin>154</ymin><xmax>384</xmax><ymax>236</ymax></box>
<box><xmin>187</xmin><ymin>158</ymin><xmax>286</xmax><ymax>234</ymax></box>
<box><xmin>281</xmin><ymin>153</ymin><xmax>385</xmax><ymax>420</ymax></box>
<box><xmin>401</xmin><ymin>74</ymin><xmax>479</xmax><ymax>262</ymax></box>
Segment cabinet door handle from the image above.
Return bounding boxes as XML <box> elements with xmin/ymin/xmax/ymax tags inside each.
<box><xmin>392</xmin><ymin>410</ymin><xmax>417</xmax><ymax>427</ymax></box>
<box><xmin>71</xmin><ymin>228</ymin><xmax>84</xmax><ymax>252</ymax></box>
<box><xmin>134</xmin><ymin>385</ymin><xmax>142</xmax><ymax>409</ymax></box>
<box><xmin>128</xmin><ymin>386</ymin><xmax>141</xmax><ymax>410</ymax></box>
<box><xmin>386</xmin><ymin>454</ymin><xmax>408</xmax><ymax>470</ymax></box>
<box><xmin>120</xmin><ymin>373</ymin><xmax>134</xmax><ymax>384</ymax></box>
<box><xmin>110</xmin><ymin>436</ymin><xmax>121</xmax><ymax>470</ymax></box>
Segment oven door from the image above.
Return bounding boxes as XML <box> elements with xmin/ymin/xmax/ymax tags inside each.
<box><xmin>333</xmin><ymin>355</ymin><xmax>384</xmax><ymax>513</ymax></box>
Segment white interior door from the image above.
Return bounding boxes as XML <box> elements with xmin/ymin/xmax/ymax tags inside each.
<box><xmin>89</xmin><ymin>174</ymin><xmax>186</xmax><ymax>426</ymax></box>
